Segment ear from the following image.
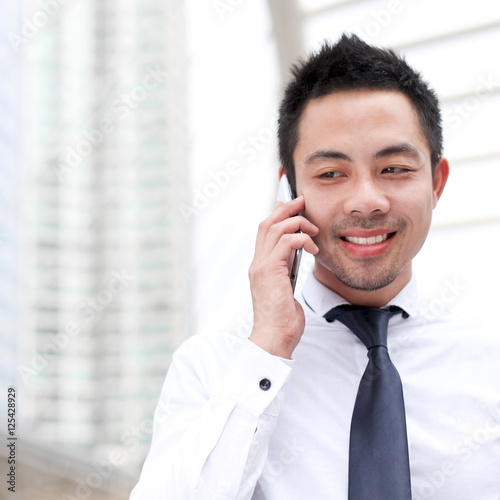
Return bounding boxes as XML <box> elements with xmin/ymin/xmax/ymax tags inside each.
<box><xmin>432</xmin><ymin>157</ymin><xmax>449</xmax><ymax>209</ymax></box>
<box><xmin>279</xmin><ymin>165</ymin><xmax>285</xmax><ymax>179</ymax></box>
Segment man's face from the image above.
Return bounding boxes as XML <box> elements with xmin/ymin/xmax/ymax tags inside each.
<box><xmin>293</xmin><ymin>89</ymin><xmax>448</xmax><ymax>303</ymax></box>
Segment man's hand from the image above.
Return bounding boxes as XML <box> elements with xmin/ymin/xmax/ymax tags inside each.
<box><xmin>248</xmin><ymin>196</ymin><xmax>319</xmax><ymax>359</ymax></box>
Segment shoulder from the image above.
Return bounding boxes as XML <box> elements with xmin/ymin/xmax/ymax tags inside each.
<box><xmin>413</xmin><ymin>304</ymin><xmax>499</xmax><ymax>336</ymax></box>
<box><xmin>407</xmin><ymin>305</ymin><xmax>500</xmax><ymax>364</ymax></box>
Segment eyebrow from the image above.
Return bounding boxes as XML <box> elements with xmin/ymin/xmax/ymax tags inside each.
<box><xmin>304</xmin><ymin>142</ymin><xmax>423</xmax><ymax>167</ymax></box>
<box><xmin>304</xmin><ymin>150</ymin><xmax>352</xmax><ymax>166</ymax></box>
<box><xmin>374</xmin><ymin>143</ymin><xmax>423</xmax><ymax>161</ymax></box>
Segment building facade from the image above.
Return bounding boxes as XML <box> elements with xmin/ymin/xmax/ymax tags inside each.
<box><xmin>2</xmin><ymin>1</ymin><xmax>191</xmax><ymax>495</ymax></box>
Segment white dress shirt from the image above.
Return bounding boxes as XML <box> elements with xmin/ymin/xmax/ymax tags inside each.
<box><xmin>130</xmin><ymin>272</ymin><xmax>500</xmax><ymax>500</ymax></box>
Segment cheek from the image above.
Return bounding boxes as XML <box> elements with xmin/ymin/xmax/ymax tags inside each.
<box><xmin>393</xmin><ymin>181</ymin><xmax>434</xmax><ymax>220</ymax></box>
<box><xmin>303</xmin><ymin>187</ymin><xmax>336</xmax><ymax>224</ymax></box>
<box><xmin>303</xmin><ymin>201</ymin><xmax>330</xmax><ymax>237</ymax></box>
<box><xmin>400</xmin><ymin>195</ymin><xmax>434</xmax><ymax>253</ymax></box>
<box><xmin>304</xmin><ymin>204</ymin><xmax>338</xmax><ymax>251</ymax></box>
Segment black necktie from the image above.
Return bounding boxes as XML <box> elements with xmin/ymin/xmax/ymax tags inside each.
<box><xmin>324</xmin><ymin>304</ymin><xmax>412</xmax><ymax>500</ymax></box>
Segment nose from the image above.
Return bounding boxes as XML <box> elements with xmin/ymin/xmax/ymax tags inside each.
<box><xmin>343</xmin><ymin>174</ymin><xmax>390</xmax><ymax>216</ymax></box>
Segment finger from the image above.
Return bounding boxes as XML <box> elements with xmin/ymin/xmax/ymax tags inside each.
<box><xmin>273</xmin><ymin>195</ymin><xmax>306</xmax><ymax>220</ymax></box>
<box><xmin>263</xmin><ymin>216</ymin><xmax>319</xmax><ymax>254</ymax></box>
<box><xmin>250</xmin><ymin>231</ymin><xmax>318</xmax><ymax>283</ymax></box>
<box><xmin>270</xmin><ymin>233</ymin><xmax>319</xmax><ymax>263</ymax></box>
<box><xmin>255</xmin><ymin>196</ymin><xmax>307</xmax><ymax>249</ymax></box>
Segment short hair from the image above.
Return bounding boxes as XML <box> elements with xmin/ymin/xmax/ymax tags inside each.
<box><xmin>278</xmin><ymin>33</ymin><xmax>443</xmax><ymax>193</ymax></box>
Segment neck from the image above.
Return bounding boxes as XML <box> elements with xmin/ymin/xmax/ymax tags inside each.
<box><xmin>313</xmin><ymin>262</ymin><xmax>412</xmax><ymax>307</ymax></box>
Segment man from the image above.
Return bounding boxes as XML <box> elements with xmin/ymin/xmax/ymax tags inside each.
<box><xmin>130</xmin><ymin>34</ymin><xmax>500</xmax><ymax>500</ymax></box>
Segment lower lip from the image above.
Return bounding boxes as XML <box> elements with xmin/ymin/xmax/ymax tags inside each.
<box><xmin>341</xmin><ymin>234</ymin><xmax>395</xmax><ymax>258</ymax></box>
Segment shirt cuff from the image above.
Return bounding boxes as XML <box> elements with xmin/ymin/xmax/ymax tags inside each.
<box><xmin>222</xmin><ymin>339</ymin><xmax>294</xmax><ymax>416</ymax></box>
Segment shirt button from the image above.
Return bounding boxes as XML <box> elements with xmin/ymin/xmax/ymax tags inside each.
<box><xmin>259</xmin><ymin>378</ymin><xmax>271</xmax><ymax>391</ymax></box>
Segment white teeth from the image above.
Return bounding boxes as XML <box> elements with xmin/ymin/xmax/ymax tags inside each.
<box><xmin>345</xmin><ymin>233</ymin><xmax>390</xmax><ymax>245</ymax></box>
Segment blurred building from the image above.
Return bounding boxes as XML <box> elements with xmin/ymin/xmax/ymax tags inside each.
<box><xmin>1</xmin><ymin>0</ymin><xmax>192</xmax><ymax>494</ymax></box>
<box><xmin>0</xmin><ymin>434</ymin><xmax>134</xmax><ymax>500</ymax></box>
<box><xmin>0</xmin><ymin>1</ymin><xmax>22</xmax><ymax>398</ymax></box>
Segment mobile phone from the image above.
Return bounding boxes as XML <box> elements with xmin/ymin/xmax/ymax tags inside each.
<box><xmin>277</xmin><ymin>173</ymin><xmax>302</xmax><ymax>292</ymax></box>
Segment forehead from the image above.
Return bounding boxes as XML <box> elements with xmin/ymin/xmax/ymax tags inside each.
<box><xmin>295</xmin><ymin>89</ymin><xmax>428</xmax><ymax>156</ymax></box>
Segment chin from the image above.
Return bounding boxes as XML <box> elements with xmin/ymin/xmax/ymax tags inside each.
<box><xmin>335</xmin><ymin>272</ymin><xmax>400</xmax><ymax>292</ymax></box>
<box><xmin>318</xmin><ymin>251</ymin><xmax>408</xmax><ymax>291</ymax></box>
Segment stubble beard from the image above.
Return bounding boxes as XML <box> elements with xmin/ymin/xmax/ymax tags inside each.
<box><xmin>330</xmin><ymin>255</ymin><xmax>407</xmax><ymax>291</ymax></box>
<box><xmin>318</xmin><ymin>215</ymin><xmax>409</xmax><ymax>292</ymax></box>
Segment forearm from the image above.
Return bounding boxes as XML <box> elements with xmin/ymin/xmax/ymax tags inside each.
<box><xmin>130</xmin><ymin>337</ymin><xmax>293</xmax><ymax>500</ymax></box>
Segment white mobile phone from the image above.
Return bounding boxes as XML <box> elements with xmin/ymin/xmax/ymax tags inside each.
<box><xmin>277</xmin><ymin>174</ymin><xmax>302</xmax><ymax>292</ymax></box>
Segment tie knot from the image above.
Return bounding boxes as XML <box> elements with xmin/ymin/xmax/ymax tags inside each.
<box><xmin>324</xmin><ymin>304</ymin><xmax>406</xmax><ymax>349</ymax></box>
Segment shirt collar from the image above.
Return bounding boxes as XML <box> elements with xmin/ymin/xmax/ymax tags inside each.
<box><xmin>301</xmin><ymin>270</ymin><xmax>418</xmax><ymax>319</ymax></box>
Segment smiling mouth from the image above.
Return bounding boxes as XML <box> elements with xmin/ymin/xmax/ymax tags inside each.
<box><xmin>340</xmin><ymin>232</ymin><xmax>397</xmax><ymax>246</ymax></box>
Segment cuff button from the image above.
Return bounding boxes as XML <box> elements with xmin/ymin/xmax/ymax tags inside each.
<box><xmin>259</xmin><ymin>378</ymin><xmax>271</xmax><ymax>391</ymax></box>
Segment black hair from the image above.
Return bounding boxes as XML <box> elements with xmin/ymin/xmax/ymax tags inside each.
<box><xmin>278</xmin><ymin>33</ymin><xmax>443</xmax><ymax>193</ymax></box>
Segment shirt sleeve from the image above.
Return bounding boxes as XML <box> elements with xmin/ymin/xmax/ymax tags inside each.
<box><xmin>129</xmin><ymin>336</ymin><xmax>294</xmax><ymax>500</ymax></box>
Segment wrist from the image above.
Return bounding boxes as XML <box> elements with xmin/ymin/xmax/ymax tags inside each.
<box><xmin>249</xmin><ymin>330</ymin><xmax>295</xmax><ymax>360</ymax></box>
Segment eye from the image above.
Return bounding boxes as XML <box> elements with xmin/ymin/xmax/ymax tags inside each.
<box><xmin>382</xmin><ymin>166</ymin><xmax>410</xmax><ymax>174</ymax></box>
<box><xmin>319</xmin><ymin>171</ymin><xmax>344</xmax><ymax>179</ymax></box>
